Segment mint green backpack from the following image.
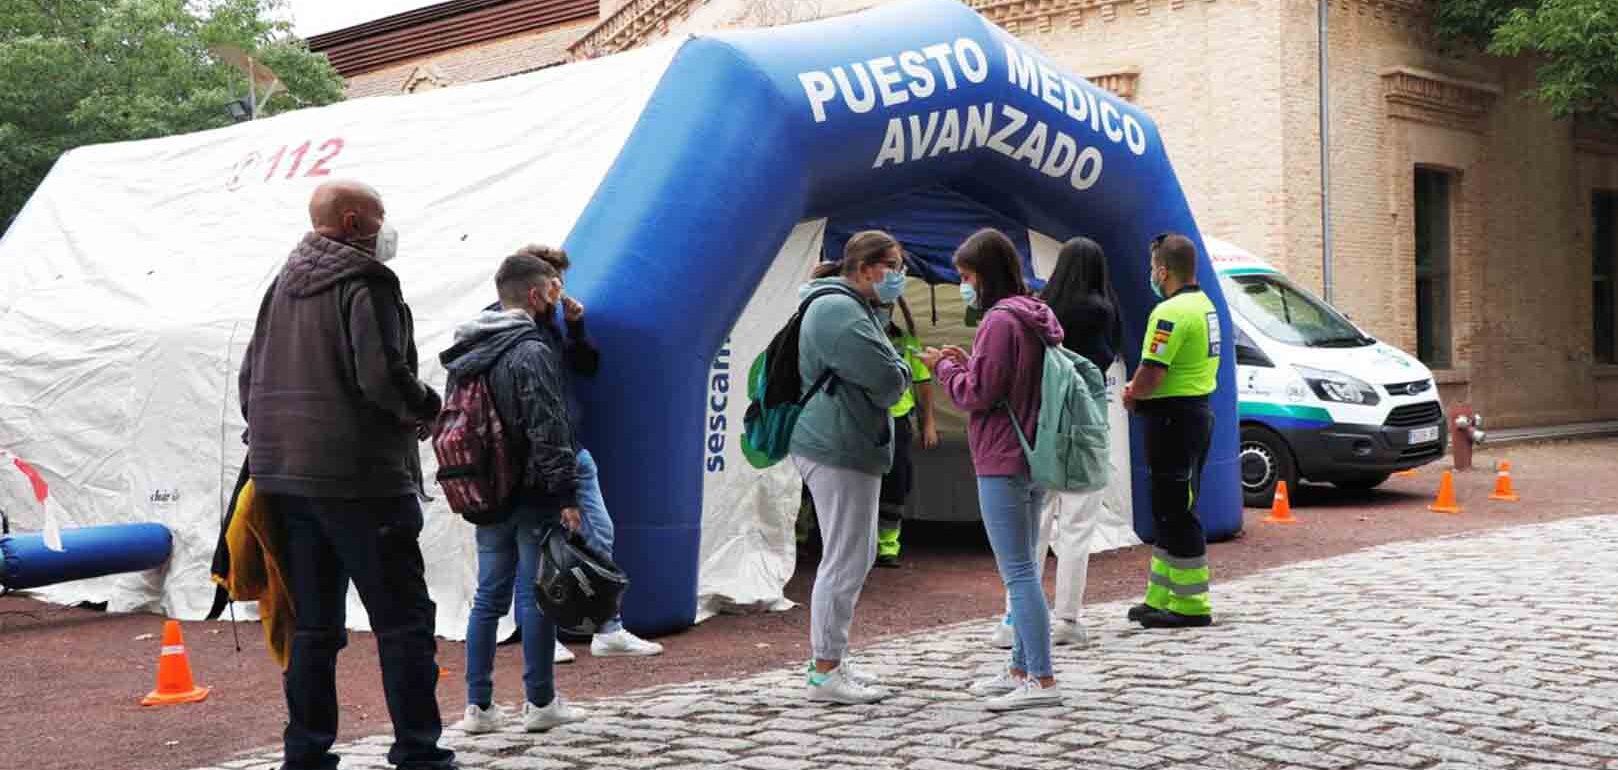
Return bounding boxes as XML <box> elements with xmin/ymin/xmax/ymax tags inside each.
<box><xmin>999</xmin><ymin>314</ymin><xmax>1111</xmax><ymax>492</ymax></box>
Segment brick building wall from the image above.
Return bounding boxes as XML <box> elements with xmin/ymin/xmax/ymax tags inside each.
<box><xmin>1281</xmin><ymin>2</ymin><xmax>1616</xmax><ymax>426</ymax></box>
<box><xmin>1005</xmin><ymin>0</ymin><xmax>1288</xmax><ymax>286</ymax></box>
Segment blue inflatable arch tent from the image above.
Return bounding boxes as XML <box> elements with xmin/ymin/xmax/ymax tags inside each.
<box><xmin>563</xmin><ymin>0</ymin><xmax>1241</xmax><ymax>635</ymax></box>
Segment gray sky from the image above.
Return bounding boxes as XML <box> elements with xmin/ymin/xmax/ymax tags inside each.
<box><xmin>288</xmin><ymin>0</ymin><xmax>443</xmax><ymax>36</ymax></box>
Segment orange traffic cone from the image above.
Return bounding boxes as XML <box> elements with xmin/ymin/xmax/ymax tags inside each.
<box><xmin>1428</xmin><ymin>470</ymin><xmax>1462</xmax><ymax>514</ymax></box>
<box><xmin>141</xmin><ymin>620</ymin><xmax>210</xmax><ymax>707</ymax></box>
<box><xmin>1263</xmin><ymin>481</ymin><xmax>1297</xmax><ymax>524</ymax></box>
<box><xmin>1489</xmin><ymin>460</ymin><xmax>1520</xmax><ymax>502</ymax></box>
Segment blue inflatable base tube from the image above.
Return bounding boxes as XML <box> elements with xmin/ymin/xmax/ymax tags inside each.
<box><xmin>0</xmin><ymin>523</ymin><xmax>172</xmax><ymax>591</ymax></box>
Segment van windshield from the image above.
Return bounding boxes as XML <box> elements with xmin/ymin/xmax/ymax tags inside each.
<box><xmin>1219</xmin><ymin>272</ymin><xmax>1373</xmax><ymax>348</ymax></box>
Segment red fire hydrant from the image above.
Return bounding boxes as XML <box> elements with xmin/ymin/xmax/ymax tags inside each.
<box><xmin>1450</xmin><ymin>402</ymin><xmax>1486</xmax><ymax>471</ymax></box>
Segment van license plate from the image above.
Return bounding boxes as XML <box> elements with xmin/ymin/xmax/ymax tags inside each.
<box><xmin>1409</xmin><ymin>426</ymin><xmax>1440</xmax><ymax>444</ymax></box>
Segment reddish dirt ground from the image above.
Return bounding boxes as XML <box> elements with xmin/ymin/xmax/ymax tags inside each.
<box><xmin>2</xmin><ymin>438</ymin><xmax>1614</xmax><ymax>770</ymax></box>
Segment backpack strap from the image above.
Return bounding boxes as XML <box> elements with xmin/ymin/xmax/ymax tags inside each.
<box><xmin>797</xmin><ymin>283</ymin><xmax>892</xmax><ymax>447</ymax></box>
<box><xmin>985</xmin><ymin>306</ymin><xmax>1045</xmax><ymax>457</ymax></box>
<box><xmin>799</xmin><ymin>368</ymin><xmax>837</xmax><ymax>407</ymax></box>
<box><xmin>794</xmin><ymin>283</ymin><xmax>873</xmax><ymax>398</ymax></box>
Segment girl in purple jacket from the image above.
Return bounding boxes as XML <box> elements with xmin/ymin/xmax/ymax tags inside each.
<box><xmin>922</xmin><ymin>228</ymin><xmax>1066</xmax><ymax>712</ymax></box>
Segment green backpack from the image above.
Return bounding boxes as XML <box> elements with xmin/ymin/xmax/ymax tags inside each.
<box><xmin>739</xmin><ymin>285</ymin><xmax>863</xmax><ymax>469</ymax></box>
<box><xmin>996</xmin><ymin>311</ymin><xmax>1111</xmax><ymax>492</ymax></box>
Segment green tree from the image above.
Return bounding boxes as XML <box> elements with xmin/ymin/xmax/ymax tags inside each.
<box><xmin>1436</xmin><ymin>0</ymin><xmax>1618</xmax><ymax>121</ymax></box>
<box><xmin>0</xmin><ymin>0</ymin><xmax>345</xmax><ymax>229</ymax></box>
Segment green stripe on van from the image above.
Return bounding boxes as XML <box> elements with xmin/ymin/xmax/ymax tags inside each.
<box><xmin>1219</xmin><ymin>267</ymin><xmax>1280</xmax><ymax>277</ymax></box>
<box><xmin>1239</xmin><ymin>402</ymin><xmax>1332</xmax><ymax>422</ymax></box>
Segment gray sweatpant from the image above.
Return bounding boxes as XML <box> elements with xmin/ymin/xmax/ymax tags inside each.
<box><xmin>794</xmin><ymin>455</ymin><xmax>881</xmax><ymax>662</ymax></box>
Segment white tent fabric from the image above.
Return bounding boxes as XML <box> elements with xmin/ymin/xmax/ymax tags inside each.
<box><xmin>0</xmin><ymin>42</ymin><xmax>684</xmax><ymax>637</ymax></box>
<box><xmin>694</xmin><ymin>220</ymin><xmax>826</xmax><ymax>622</ymax></box>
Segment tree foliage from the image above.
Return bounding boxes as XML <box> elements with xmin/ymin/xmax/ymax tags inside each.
<box><xmin>0</xmin><ymin>0</ymin><xmax>345</xmax><ymax>229</ymax></box>
<box><xmin>1436</xmin><ymin>0</ymin><xmax>1618</xmax><ymax>121</ymax></box>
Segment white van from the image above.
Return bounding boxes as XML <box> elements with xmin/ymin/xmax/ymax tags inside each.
<box><xmin>1206</xmin><ymin>238</ymin><xmax>1447</xmax><ymax>507</ymax></box>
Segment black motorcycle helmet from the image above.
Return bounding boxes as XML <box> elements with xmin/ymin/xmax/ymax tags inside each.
<box><xmin>534</xmin><ymin>526</ymin><xmax>630</xmax><ymax>635</ymax></box>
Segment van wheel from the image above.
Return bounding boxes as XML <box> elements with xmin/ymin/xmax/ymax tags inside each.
<box><xmin>1332</xmin><ymin>473</ymin><xmax>1390</xmax><ymax>491</ymax></box>
<box><xmin>1239</xmin><ymin>425</ymin><xmax>1297</xmax><ymax>508</ymax></box>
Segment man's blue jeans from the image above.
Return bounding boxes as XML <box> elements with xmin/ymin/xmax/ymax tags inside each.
<box><xmin>574</xmin><ymin>448</ymin><xmax>623</xmax><ymax>634</ymax></box>
<box><xmin>978</xmin><ymin>475</ymin><xmax>1052</xmax><ymax>678</ymax></box>
<box><xmin>464</xmin><ymin>495</ymin><xmax>558</xmax><ymax>709</ymax></box>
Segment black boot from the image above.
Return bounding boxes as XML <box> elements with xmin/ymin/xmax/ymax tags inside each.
<box><xmin>1137</xmin><ymin>609</ymin><xmax>1213</xmax><ymax>629</ymax></box>
<box><xmin>1127</xmin><ymin>603</ymin><xmax>1153</xmax><ymax>623</ymax></box>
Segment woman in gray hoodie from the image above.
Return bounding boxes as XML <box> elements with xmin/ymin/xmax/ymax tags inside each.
<box><xmin>790</xmin><ymin>231</ymin><xmax>911</xmax><ymax>705</ymax></box>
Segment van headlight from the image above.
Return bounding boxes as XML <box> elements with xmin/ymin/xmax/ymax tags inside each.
<box><xmin>1295</xmin><ymin>366</ymin><xmax>1380</xmax><ymax>406</ymax></box>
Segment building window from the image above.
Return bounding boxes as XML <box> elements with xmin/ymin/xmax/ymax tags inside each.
<box><xmin>1414</xmin><ymin>168</ymin><xmax>1454</xmax><ymax>368</ymax></box>
<box><xmin>1596</xmin><ymin>190</ymin><xmax>1618</xmax><ymax>365</ymax></box>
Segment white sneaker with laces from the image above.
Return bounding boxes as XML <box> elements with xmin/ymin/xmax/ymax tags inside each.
<box><xmin>522</xmin><ymin>696</ymin><xmax>587</xmax><ymax>732</ymax></box>
<box><xmin>807</xmin><ymin>665</ymin><xmax>886</xmax><ymax>705</ymax></box>
<box><xmin>807</xmin><ymin>658</ymin><xmax>879</xmax><ymax>688</ymax></box>
<box><xmin>553</xmin><ymin>640</ymin><xmax>576</xmax><ymax>664</ymax></box>
<box><xmin>986</xmin><ymin>677</ymin><xmax>1064</xmax><ymax>712</ymax></box>
<box><xmin>591</xmin><ymin>629</ymin><xmax>664</xmax><ymax>657</ymax></box>
<box><xmin>1051</xmin><ymin>620</ymin><xmax>1091</xmax><ymax>647</ymax></box>
<box><xmin>990</xmin><ymin>616</ymin><xmax>1014</xmax><ymax>649</ymax></box>
<box><xmin>450</xmin><ymin>703</ymin><xmax>504</xmax><ymax>734</ymax></box>
<box><xmin>968</xmin><ymin>666</ymin><xmax>1021</xmax><ymax>697</ymax></box>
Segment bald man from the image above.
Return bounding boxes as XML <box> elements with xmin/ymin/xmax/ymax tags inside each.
<box><xmin>240</xmin><ymin>180</ymin><xmax>454</xmax><ymax>770</ymax></box>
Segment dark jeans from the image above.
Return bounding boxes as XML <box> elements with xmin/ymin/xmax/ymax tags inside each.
<box><xmin>878</xmin><ymin>413</ymin><xmax>914</xmax><ymax>529</ymax></box>
<box><xmin>274</xmin><ymin>494</ymin><xmax>454</xmax><ymax>770</ymax></box>
<box><xmin>1142</xmin><ymin>398</ymin><xmax>1215</xmax><ymax>559</ymax></box>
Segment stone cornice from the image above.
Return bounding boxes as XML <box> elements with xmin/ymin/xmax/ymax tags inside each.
<box><xmin>570</xmin><ymin>0</ymin><xmax>1435</xmax><ymax>60</ymax></box>
<box><xmin>1381</xmin><ymin>66</ymin><xmax>1500</xmax><ymax>134</ymax></box>
<box><xmin>570</xmin><ymin>0</ymin><xmax>705</xmax><ymax>59</ymax></box>
<box><xmin>1088</xmin><ymin>69</ymin><xmax>1139</xmax><ymax>101</ymax></box>
<box><xmin>401</xmin><ymin>65</ymin><xmax>450</xmax><ymax>93</ymax></box>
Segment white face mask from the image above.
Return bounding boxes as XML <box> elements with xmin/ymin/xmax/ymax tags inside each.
<box><xmin>372</xmin><ymin>221</ymin><xmax>399</xmax><ymax>263</ymax></box>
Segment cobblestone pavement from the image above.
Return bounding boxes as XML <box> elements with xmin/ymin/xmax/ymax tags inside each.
<box><xmin>204</xmin><ymin>515</ymin><xmax>1618</xmax><ymax>770</ymax></box>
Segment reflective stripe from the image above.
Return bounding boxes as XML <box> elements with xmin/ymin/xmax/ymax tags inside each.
<box><xmin>1150</xmin><ymin>556</ymin><xmax>1210</xmax><ymax>586</ymax></box>
<box><xmin>1166</xmin><ymin>591</ymin><xmax>1212</xmax><ymax>616</ymax></box>
<box><xmin>1149</xmin><ymin>571</ymin><xmax>1210</xmax><ymax>596</ymax></box>
<box><xmin>1152</xmin><ymin>547</ymin><xmax>1207</xmax><ymax>571</ymax></box>
<box><xmin>161</xmin><ymin>645</ymin><xmax>185</xmax><ymax>656</ymax></box>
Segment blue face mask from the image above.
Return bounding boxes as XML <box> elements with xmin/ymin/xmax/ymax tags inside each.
<box><xmin>875</xmin><ymin>268</ymin><xmax>906</xmax><ymax>304</ymax></box>
<box><xmin>1149</xmin><ymin>268</ymin><xmax>1165</xmax><ymax>300</ymax></box>
<box><xmin>959</xmin><ymin>281</ymin><xmax>979</xmax><ymax>309</ymax></box>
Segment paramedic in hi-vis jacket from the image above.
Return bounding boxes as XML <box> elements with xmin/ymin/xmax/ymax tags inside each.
<box><xmin>1121</xmin><ymin>232</ymin><xmax>1219</xmax><ymax>629</ymax></box>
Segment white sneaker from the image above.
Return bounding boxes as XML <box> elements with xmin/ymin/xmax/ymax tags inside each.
<box><xmin>450</xmin><ymin>703</ymin><xmax>505</xmax><ymax>734</ymax></box>
<box><xmin>986</xmin><ymin>677</ymin><xmax>1064</xmax><ymax>712</ymax></box>
<box><xmin>990</xmin><ymin>616</ymin><xmax>1014</xmax><ymax>649</ymax></box>
<box><xmin>591</xmin><ymin>629</ymin><xmax>664</xmax><ymax>657</ymax></box>
<box><xmin>1051</xmin><ymin>620</ymin><xmax>1091</xmax><ymax>647</ymax></box>
<box><xmin>968</xmin><ymin>665</ymin><xmax>1021</xmax><ymax>697</ymax></box>
<box><xmin>553</xmin><ymin>640</ymin><xmax>575</xmax><ymax>664</ymax></box>
<box><xmin>807</xmin><ymin>665</ymin><xmax>886</xmax><ymax>705</ymax></box>
<box><xmin>522</xmin><ymin>696</ymin><xmax>587</xmax><ymax>732</ymax></box>
<box><xmin>807</xmin><ymin>658</ymin><xmax>879</xmax><ymax>688</ymax></box>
